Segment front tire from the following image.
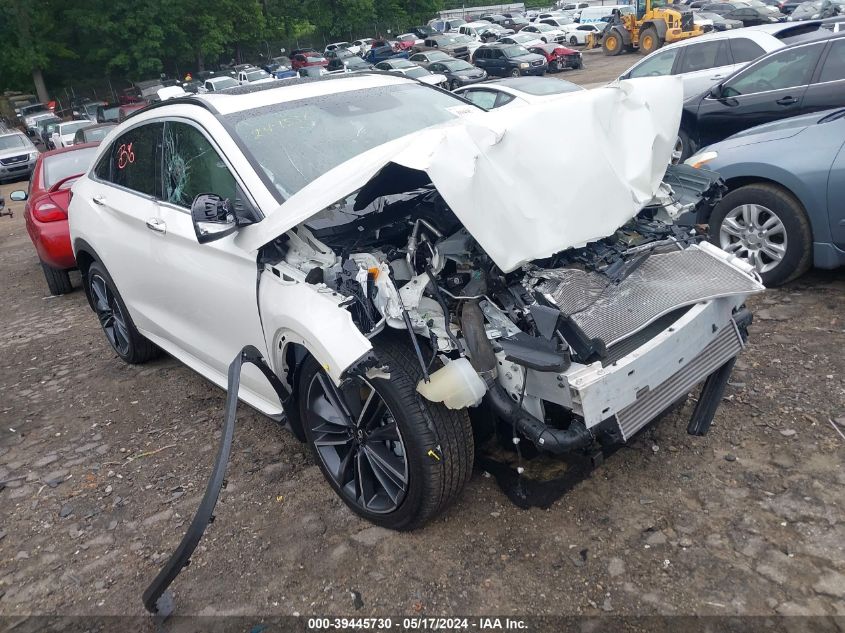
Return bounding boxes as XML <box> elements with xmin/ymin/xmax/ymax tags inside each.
<box><xmin>674</xmin><ymin>128</ymin><xmax>695</xmax><ymax>163</ymax></box>
<box><xmin>639</xmin><ymin>27</ymin><xmax>662</xmax><ymax>55</ymax></box>
<box><xmin>510</xmin><ymin>67</ymin><xmax>521</xmax><ymax>77</ymax></box>
<box><xmin>41</xmin><ymin>261</ymin><xmax>72</xmax><ymax>295</ymax></box>
<box><xmin>603</xmin><ymin>30</ymin><xmax>623</xmax><ymax>56</ymax></box>
<box><xmin>85</xmin><ymin>261</ymin><xmax>161</xmax><ymax>363</ymax></box>
<box><xmin>299</xmin><ymin>336</ymin><xmax>474</xmax><ymax>530</ymax></box>
<box><xmin>709</xmin><ymin>184</ymin><xmax>812</xmax><ymax>286</ymax></box>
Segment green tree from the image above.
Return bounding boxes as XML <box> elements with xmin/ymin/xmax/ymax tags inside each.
<box><xmin>0</xmin><ymin>0</ymin><xmax>71</xmax><ymax>100</ymax></box>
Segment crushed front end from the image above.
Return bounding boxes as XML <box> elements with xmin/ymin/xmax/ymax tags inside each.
<box><xmin>259</xmin><ymin>163</ymin><xmax>763</xmax><ymax>455</ymax></box>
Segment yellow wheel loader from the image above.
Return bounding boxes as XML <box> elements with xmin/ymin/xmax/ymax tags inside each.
<box><xmin>595</xmin><ymin>0</ymin><xmax>704</xmax><ymax>56</ymax></box>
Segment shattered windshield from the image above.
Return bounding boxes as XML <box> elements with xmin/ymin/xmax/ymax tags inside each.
<box><xmin>226</xmin><ymin>83</ymin><xmax>471</xmax><ymax>199</ymax></box>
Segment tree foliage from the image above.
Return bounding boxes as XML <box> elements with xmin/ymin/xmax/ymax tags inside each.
<box><xmin>0</xmin><ymin>0</ymin><xmax>447</xmax><ymax>97</ymax></box>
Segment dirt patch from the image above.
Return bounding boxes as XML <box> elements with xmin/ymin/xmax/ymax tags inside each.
<box><xmin>1</xmin><ymin>177</ymin><xmax>843</xmax><ymax>618</ymax></box>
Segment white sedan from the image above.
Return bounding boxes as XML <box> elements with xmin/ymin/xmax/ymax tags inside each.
<box><xmin>521</xmin><ymin>23</ymin><xmax>569</xmax><ymax>43</ymax></box>
<box><xmin>453</xmin><ymin>76</ymin><xmax>584</xmax><ymax>109</ymax></box>
<box><xmin>561</xmin><ymin>23</ymin><xmax>603</xmax><ymax>45</ymax></box>
<box><xmin>498</xmin><ymin>32</ymin><xmax>546</xmax><ymax>47</ymax></box>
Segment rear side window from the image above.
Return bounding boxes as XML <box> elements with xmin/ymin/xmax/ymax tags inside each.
<box><xmin>729</xmin><ymin>37</ymin><xmax>766</xmax><ymax>63</ymax></box>
<box><xmin>93</xmin><ymin>149</ymin><xmax>111</xmax><ymax>181</ymax></box>
<box><xmin>677</xmin><ymin>40</ymin><xmax>730</xmax><ymax>73</ymax></box>
<box><xmin>495</xmin><ymin>92</ymin><xmax>516</xmax><ymax>107</ymax></box>
<box><xmin>819</xmin><ymin>38</ymin><xmax>845</xmax><ymax>82</ymax></box>
<box><xmin>108</xmin><ymin>123</ymin><xmax>163</xmax><ymax>196</ymax></box>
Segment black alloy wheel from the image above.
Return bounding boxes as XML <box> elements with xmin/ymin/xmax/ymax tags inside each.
<box><xmin>305</xmin><ymin>372</ymin><xmax>409</xmax><ymax>514</ymax></box>
<box><xmin>84</xmin><ymin>261</ymin><xmax>160</xmax><ymax>364</ymax></box>
<box><xmin>90</xmin><ymin>272</ymin><xmax>132</xmax><ymax>358</ymax></box>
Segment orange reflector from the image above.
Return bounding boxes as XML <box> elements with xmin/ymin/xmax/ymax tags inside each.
<box><xmin>368</xmin><ymin>267</ymin><xmax>380</xmax><ymax>280</ymax></box>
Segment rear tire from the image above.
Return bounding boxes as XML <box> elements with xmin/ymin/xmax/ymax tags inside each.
<box><xmin>41</xmin><ymin>262</ymin><xmax>72</xmax><ymax>295</ymax></box>
<box><xmin>299</xmin><ymin>335</ymin><xmax>474</xmax><ymax>530</ymax></box>
<box><xmin>85</xmin><ymin>261</ymin><xmax>161</xmax><ymax>364</ymax></box>
<box><xmin>603</xmin><ymin>30</ymin><xmax>623</xmax><ymax>56</ymax></box>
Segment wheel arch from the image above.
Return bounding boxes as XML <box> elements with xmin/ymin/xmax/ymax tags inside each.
<box><xmin>73</xmin><ymin>238</ymin><xmax>104</xmax><ymax>310</ymax></box>
<box><xmin>615</xmin><ymin>25</ymin><xmax>633</xmax><ymax>45</ymax></box>
<box><xmin>642</xmin><ymin>20</ymin><xmax>667</xmax><ymax>39</ymax></box>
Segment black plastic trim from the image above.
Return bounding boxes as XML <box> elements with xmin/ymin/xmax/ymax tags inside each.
<box><xmin>142</xmin><ymin>345</ymin><xmax>290</xmax><ymax>615</ymax></box>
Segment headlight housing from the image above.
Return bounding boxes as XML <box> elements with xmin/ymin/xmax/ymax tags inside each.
<box><xmin>684</xmin><ymin>150</ymin><xmax>718</xmax><ymax>169</ymax></box>
<box><xmin>29</xmin><ymin>151</ymin><xmax>38</xmax><ymax>160</ymax></box>
<box><xmin>519</xmin><ymin>62</ymin><xmax>529</xmax><ymax>69</ymax></box>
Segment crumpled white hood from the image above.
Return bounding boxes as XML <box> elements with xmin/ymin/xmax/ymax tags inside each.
<box><xmin>239</xmin><ymin>76</ymin><xmax>682</xmax><ymax>272</ymax></box>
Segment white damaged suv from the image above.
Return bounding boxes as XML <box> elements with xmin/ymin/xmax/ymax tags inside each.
<box><xmin>68</xmin><ymin>74</ymin><xmax>763</xmax><ymax>531</ymax></box>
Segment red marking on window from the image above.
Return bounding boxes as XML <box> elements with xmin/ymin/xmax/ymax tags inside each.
<box><xmin>117</xmin><ymin>142</ymin><xmax>136</xmax><ymax>169</ymax></box>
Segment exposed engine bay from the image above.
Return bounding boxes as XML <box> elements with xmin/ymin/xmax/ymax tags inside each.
<box><xmin>259</xmin><ymin>164</ymin><xmax>763</xmax><ymax>454</ymax></box>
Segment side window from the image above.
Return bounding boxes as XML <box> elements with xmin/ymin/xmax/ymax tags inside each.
<box><xmin>677</xmin><ymin>40</ymin><xmax>730</xmax><ymax>73</ymax></box>
<box><xmin>819</xmin><ymin>38</ymin><xmax>845</xmax><ymax>83</ymax></box>
<box><xmin>628</xmin><ymin>48</ymin><xmax>679</xmax><ymax>78</ymax></box>
<box><xmin>110</xmin><ymin>123</ymin><xmax>162</xmax><ymax>196</ymax></box>
<box><xmin>462</xmin><ymin>89</ymin><xmax>498</xmax><ymax>109</ymax></box>
<box><xmin>93</xmin><ymin>147</ymin><xmax>112</xmax><ymax>182</ymax></box>
<box><xmin>494</xmin><ymin>92</ymin><xmax>516</xmax><ymax>108</ymax></box>
<box><xmin>162</xmin><ymin>122</ymin><xmax>237</xmax><ymax>208</ymax></box>
<box><xmin>375</xmin><ymin>62</ymin><xmax>390</xmax><ymax>70</ymax></box>
<box><xmin>723</xmin><ymin>44</ymin><xmax>823</xmax><ymax>96</ymax></box>
<box><xmin>430</xmin><ymin>63</ymin><xmax>445</xmax><ymax>72</ymax></box>
<box><xmin>729</xmin><ymin>38</ymin><xmax>766</xmax><ymax>64</ymax></box>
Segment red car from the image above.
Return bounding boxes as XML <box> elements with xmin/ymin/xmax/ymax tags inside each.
<box><xmin>528</xmin><ymin>43</ymin><xmax>583</xmax><ymax>72</ymax></box>
<box><xmin>291</xmin><ymin>52</ymin><xmax>329</xmax><ymax>70</ymax></box>
<box><xmin>13</xmin><ymin>143</ymin><xmax>100</xmax><ymax>295</ymax></box>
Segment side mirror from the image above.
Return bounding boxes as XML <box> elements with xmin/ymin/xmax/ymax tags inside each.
<box><xmin>708</xmin><ymin>83</ymin><xmax>723</xmax><ymax>98</ymax></box>
<box><xmin>191</xmin><ymin>193</ymin><xmax>237</xmax><ymax>244</ymax></box>
<box><xmin>9</xmin><ymin>190</ymin><xmax>27</xmax><ymax>202</ymax></box>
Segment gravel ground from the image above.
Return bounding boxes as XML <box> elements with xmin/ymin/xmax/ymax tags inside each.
<box><xmin>1</xmin><ymin>116</ymin><xmax>844</xmax><ymax>622</ymax></box>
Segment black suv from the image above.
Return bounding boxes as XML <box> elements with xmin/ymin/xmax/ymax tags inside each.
<box><xmin>472</xmin><ymin>43</ymin><xmax>547</xmax><ymax>77</ymax></box>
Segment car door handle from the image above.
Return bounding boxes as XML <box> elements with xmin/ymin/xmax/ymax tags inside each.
<box><xmin>776</xmin><ymin>96</ymin><xmax>798</xmax><ymax>106</ymax></box>
<box><xmin>92</xmin><ymin>195</ymin><xmax>106</xmax><ymax>206</ymax></box>
<box><xmin>145</xmin><ymin>218</ymin><xmax>167</xmax><ymax>234</ymax></box>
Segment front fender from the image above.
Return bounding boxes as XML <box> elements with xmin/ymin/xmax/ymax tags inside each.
<box><xmin>259</xmin><ymin>269</ymin><xmax>373</xmax><ymax>385</ymax></box>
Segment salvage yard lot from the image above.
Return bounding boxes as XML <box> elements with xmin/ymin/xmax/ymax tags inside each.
<box><xmin>2</xmin><ymin>148</ymin><xmax>845</xmax><ymax>621</ymax></box>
